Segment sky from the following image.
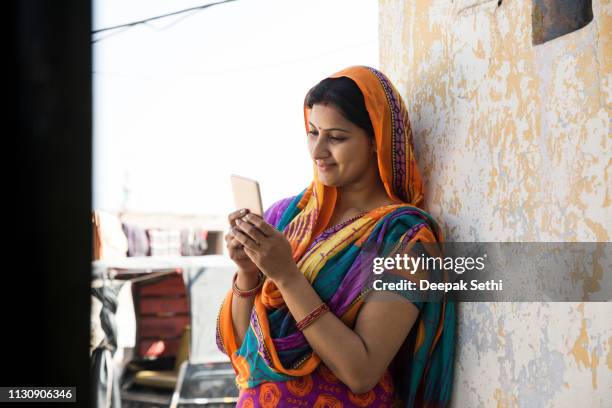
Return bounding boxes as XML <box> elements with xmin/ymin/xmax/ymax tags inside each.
<box><xmin>93</xmin><ymin>0</ymin><xmax>379</xmax><ymax>216</ymax></box>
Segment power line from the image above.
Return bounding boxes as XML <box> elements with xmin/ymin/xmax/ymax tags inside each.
<box><xmin>92</xmin><ymin>0</ymin><xmax>237</xmax><ymax>38</ymax></box>
<box><xmin>92</xmin><ymin>26</ymin><xmax>132</xmax><ymax>43</ymax></box>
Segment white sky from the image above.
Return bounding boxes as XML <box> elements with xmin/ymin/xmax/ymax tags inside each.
<box><xmin>93</xmin><ymin>0</ymin><xmax>379</xmax><ymax>216</ymax></box>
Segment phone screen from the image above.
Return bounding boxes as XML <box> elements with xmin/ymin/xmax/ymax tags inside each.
<box><xmin>230</xmin><ymin>174</ymin><xmax>263</xmax><ymax>217</ymax></box>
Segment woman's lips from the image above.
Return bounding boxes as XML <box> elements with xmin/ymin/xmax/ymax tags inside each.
<box><xmin>317</xmin><ymin>162</ymin><xmax>336</xmax><ymax>171</ymax></box>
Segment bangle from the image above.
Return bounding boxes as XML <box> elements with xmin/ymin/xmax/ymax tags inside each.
<box><xmin>232</xmin><ymin>272</ymin><xmax>264</xmax><ymax>298</ymax></box>
<box><xmin>296</xmin><ymin>303</ymin><xmax>329</xmax><ymax>331</ymax></box>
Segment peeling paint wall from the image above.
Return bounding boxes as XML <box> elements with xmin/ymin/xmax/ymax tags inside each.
<box><xmin>379</xmin><ymin>0</ymin><xmax>611</xmax><ymax>406</ymax></box>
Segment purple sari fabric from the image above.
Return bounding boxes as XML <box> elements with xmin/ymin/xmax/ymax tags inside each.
<box><xmin>263</xmin><ymin>196</ymin><xmax>295</xmax><ymax>227</ymax></box>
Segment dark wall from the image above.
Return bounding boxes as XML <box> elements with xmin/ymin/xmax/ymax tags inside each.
<box><xmin>8</xmin><ymin>1</ymin><xmax>91</xmax><ymax>406</ymax></box>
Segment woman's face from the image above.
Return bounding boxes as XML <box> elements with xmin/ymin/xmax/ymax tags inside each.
<box><xmin>307</xmin><ymin>103</ymin><xmax>376</xmax><ymax>188</ymax></box>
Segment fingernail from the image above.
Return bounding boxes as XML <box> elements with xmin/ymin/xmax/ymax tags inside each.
<box><xmin>235</xmin><ymin>219</ymin><xmax>241</xmax><ymax>224</ymax></box>
<box><xmin>240</xmin><ymin>209</ymin><xmax>247</xmax><ymax>215</ymax></box>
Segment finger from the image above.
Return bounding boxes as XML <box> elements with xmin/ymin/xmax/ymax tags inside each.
<box><xmin>243</xmin><ymin>245</ymin><xmax>260</xmax><ymax>259</ymax></box>
<box><xmin>227</xmin><ymin>208</ymin><xmax>250</xmax><ymax>226</ymax></box>
<box><xmin>232</xmin><ymin>226</ymin><xmax>259</xmax><ymax>251</ymax></box>
<box><xmin>243</xmin><ymin>245</ymin><xmax>256</xmax><ymax>257</ymax></box>
<box><xmin>228</xmin><ymin>240</ymin><xmax>243</xmax><ymax>250</ymax></box>
<box><xmin>225</xmin><ymin>232</ymin><xmax>244</xmax><ymax>249</ymax></box>
<box><xmin>243</xmin><ymin>213</ymin><xmax>276</xmax><ymax>237</ymax></box>
<box><xmin>232</xmin><ymin>250</ymin><xmax>250</xmax><ymax>261</ymax></box>
<box><xmin>235</xmin><ymin>218</ymin><xmax>266</xmax><ymax>245</ymax></box>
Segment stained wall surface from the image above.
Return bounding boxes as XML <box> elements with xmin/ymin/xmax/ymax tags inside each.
<box><xmin>379</xmin><ymin>0</ymin><xmax>611</xmax><ymax>405</ymax></box>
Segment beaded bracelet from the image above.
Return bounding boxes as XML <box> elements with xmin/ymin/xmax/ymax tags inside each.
<box><xmin>296</xmin><ymin>303</ymin><xmax>330</xmax><ymax>331</ymax></box>
<box><xmin>232</xmin><ymin>272</ymin><xmax>264</xmax><ymax>298</ymax></box>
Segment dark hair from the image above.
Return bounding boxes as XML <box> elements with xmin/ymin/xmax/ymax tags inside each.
<box><xmin>305</xmin><ymin>77</ymin><xmax>375</xmax><ymax>139</ymax></box>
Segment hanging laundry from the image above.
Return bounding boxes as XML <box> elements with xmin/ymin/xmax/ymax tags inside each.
<box><xmin>181</xmin><ymin>228</ymin><xmax>209</xmax><ymax>256</ymax></box>
<box><xmin>147</xmin><ymin>229</ymin><xmax>182</xmax><ymax>257</ymax></box>
<box><xmin>122</xmin><ymin>222</ymin><xmax>150</xmax><ymax>257</ymax></box>
<box><xmin>92</xmin><ymin>211</ymin><xmax>128</xmax><ymax>261</ymax></box>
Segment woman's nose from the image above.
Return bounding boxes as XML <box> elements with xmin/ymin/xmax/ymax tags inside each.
<box><xmin>311</xmin><ymin>137</ymin><xmax>330</xmax><ymax>159</ymax></box>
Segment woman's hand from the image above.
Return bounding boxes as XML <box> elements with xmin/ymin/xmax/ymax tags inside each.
<box><xmin>225</xmin><ymin>209</ymin><xmax>259</xmax><ymax>277</ymax></box>
<box><xmin>232</xmin><ymin>213</ymin><xmax>298</xmax><ymax>284</ymax></box>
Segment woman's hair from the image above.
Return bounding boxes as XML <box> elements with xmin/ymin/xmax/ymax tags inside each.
<box><xmin>305</xmin><ymin>77</ymin><xmax>375</xmax><ymax>139</ymax></box>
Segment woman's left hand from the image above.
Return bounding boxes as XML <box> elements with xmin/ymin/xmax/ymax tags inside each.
<box><xmin>232</xmin><ymin>213</ymin><xmax>297</xmax><ymax>283</ymax></box>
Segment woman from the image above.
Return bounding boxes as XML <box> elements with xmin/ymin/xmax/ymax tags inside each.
<box><xmin>217</xmin><ymin>66</ymin><xmax>455</xmax><ymax>407</ymax></box>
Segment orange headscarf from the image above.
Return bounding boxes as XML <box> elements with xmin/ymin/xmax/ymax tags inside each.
<box><xmin>307</xmin><ymin>66</ymin><xmax>424</xmax><ymax>246</ymax></box>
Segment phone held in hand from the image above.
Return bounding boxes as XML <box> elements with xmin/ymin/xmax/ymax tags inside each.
<box><xmin>230</xmin><ymin>174</ymin><xmax>263</xmax><ymax>217</ymax></box>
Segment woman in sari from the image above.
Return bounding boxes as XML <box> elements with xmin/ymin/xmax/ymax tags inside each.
<box><xmin>217</xmin><ymin>66</ymin><xmax>455</xmax><ymax>407</ymax></box>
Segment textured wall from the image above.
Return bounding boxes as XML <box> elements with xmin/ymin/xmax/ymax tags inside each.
<box><xmin>379</xmin><ymin>0</ymin><xmax>611</xmax><ymax>406</ymax></box>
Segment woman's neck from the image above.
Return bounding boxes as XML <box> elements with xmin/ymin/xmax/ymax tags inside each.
<box><xmin>335</xmin><ymin>179</ymin><xmax>394</xmax><ymax>214</ymax></box>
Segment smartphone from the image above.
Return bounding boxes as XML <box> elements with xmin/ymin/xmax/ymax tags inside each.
<box><xmin>230</xmin><ymin>174</ymin><xmax>263</xmax><ymax>217</ymax></box>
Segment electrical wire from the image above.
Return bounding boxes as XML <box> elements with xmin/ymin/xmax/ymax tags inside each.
<box><xmin>92</xmin><ymin>0</ymin><xmax>237</xmax><ymax>42</ymax></box>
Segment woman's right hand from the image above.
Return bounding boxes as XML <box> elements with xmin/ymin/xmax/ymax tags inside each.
<box><xmin>226</xmin><ymin>209</ymin><xmax>260</xmax><ymax>277</ymax></box>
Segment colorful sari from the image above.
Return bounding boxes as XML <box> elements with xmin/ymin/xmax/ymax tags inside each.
<box><xmin>217</xmin><ymin>66</ymin><xmax>455</xmax><ymax>407</ymax></box>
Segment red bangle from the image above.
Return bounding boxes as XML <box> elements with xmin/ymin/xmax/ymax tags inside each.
<box><xmin>296</xmin><ymin>303</ymin><xmax>329</xmax><ymax>331</ymax></box>
<box><xmin>232</xmin><ymin>272</ymin><xmax>264</xmax><ymax>298</ymax></box>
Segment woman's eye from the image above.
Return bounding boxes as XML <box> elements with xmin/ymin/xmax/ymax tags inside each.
<box><xmin>307</xmin><ymin>131</ymin><xmax>344</xmax><ymax>142</ymax></box>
